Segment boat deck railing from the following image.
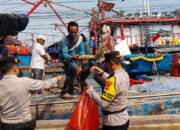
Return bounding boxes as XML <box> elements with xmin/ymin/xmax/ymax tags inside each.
<box><xmin>111</xmin><ymin>11</ymin><xmax>180</xmax><ymax>19</ymax></box>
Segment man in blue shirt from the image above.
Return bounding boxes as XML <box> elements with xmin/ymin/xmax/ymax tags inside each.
<box><xmin>60</xmin><ymin>21</ymin><xmax>85</xmax><ymax>99</ymax></box>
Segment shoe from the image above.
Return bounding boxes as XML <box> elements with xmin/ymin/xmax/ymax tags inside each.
<box><xmin>60</xmin><ymin>93</ymin><xmax>73</xmax><ymax>99</ymax></box>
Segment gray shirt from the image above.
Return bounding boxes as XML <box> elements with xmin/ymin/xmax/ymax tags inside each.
<box><xmin>87</xmin><ymin>68</ymin><xmax>129</xmax><ymax>126</ymax></box>
<box><xmin>0</xmin><ymin>75</ymin><xmax>57</xmax><ymax>123</ymax></box>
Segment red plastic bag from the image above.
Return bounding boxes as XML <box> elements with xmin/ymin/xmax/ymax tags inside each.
<box><xmin>68</xmin><ymin>89</ymin><xmax>99</xmax><ymax>130</ymax></box>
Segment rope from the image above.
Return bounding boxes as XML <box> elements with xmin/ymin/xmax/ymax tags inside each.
<box><xmin>130</xmin><ymin>56</ymin><xmax>163</xmax><ymax>62</ymax></box>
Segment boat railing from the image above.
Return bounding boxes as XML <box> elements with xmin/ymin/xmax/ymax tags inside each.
<box><xmin>30</xmin><ymin>90</ymin><xmax>180</xmax><ymax>106</ymax></box>
<box><xmin>112</xmin><ymin>11</ymin><xmax>179</xmax><ymax>19</ymax></box>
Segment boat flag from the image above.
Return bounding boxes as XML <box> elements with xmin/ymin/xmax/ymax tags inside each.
<box><xmin>102</xmin><ymin>2</ymin><xmax>115</xmax><ymax>12</ymax></box>
<box><xmin>152</xmin><ymin>33</ymin><xmax>160</xmax><ymax>43</ymax></box>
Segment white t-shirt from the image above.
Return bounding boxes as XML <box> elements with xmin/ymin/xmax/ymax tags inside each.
<box><xmin>31</xmin><ymin>43</ymin><xmax>46</xmax><ymax>69</ymax></box>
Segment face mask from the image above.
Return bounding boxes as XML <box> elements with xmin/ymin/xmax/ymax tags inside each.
<box><xmin>69</xmin><ymin>35</ymin><xmax>76</xmax><ymax>39</ymax></box>
<box><xmin>68</xmin><ymin>35</ymin><xmax>78</xmax><ymax>44</ymax></box>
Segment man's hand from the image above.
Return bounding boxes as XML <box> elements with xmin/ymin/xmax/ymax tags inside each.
<box><xmin>86</xmin><ymin>84</ymin><xmax>94</xmax><ymax>97</ymax></box>
<box><xmin>90</xmin><ymin>66</ymin><xmax>103</xmax><ymax>74</ymax></box>
<box><xmin>71</xmin><ymin>54</ymin><xmax>79</xmax><ymax>60</ymax></box>
<box><xmin>43</xmin><ymin>54</ymin><xmax>50</xmax><ymax>64</ymax></box>
<box><xmin>55</xmin><ymin>75</ymin><xmax>64</xmax><ymax>82</ymax></box>
<box><xmin>79</xmin><ymin>55</ymin><xmax>95</xmax><ymax>60</ymax></box>
<box><xmin>87</xmin><ymin>84</ymin><xmax>93</xmax><ymax>89</ymax></box>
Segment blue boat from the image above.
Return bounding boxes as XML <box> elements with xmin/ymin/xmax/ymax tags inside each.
<box><xmin>124</xmin><ymin>53</ymin><xmax>174</xmax><ymax>74</ymax></box>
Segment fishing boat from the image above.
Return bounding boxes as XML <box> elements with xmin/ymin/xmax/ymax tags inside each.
<box><xmin>1</xmin><ymin>1</ymin><xmax>180</xmax><ymax>130</ymax></box>
<box><xmin>30</xmin><ymin>75</ymin><xmax>180</xmax><ymax>130</ymax></box>
<box><xmin>30</xmin><ymin>1</ymin><xmax>180</xmax><ymax>129</ymax></box>
<box><xmin>88</xmin><ymin>0</ymin><xmax>180</xmax><ymax>75</ymax></box>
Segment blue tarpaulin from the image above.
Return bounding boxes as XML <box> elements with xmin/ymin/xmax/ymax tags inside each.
<box><xmin>131</xmin><ymin>77</ymin><xmax>180</xmax><ymax>92</ymax></box>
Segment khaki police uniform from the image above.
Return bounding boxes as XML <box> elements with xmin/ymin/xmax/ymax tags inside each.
<box><xmin>87</xmin><ymin>68</ymin><xmax>129</xmax><ymax>127</ymax></box>
<box><xmin>0</xmin><ymin>75</ymin><xmax>57</xmax><ymax>129</ymax></box>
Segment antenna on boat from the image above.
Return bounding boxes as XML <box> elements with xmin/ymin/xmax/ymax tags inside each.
<box><xmin>143</xmin><ymin>0</ymin><xmax>150</xmax><ymax>15</ymax></box>
<box><xmin>138</xmin><ymin>0</ymin><xmax>142</xmax><ymax>16</ymax></box>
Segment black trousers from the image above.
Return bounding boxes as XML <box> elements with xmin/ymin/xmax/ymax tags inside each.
<box><xmin>61</xmin><ymin>61</ymin><xmax>77</xmax><ymax>95</ymax></box>
<box><xmin>31</xmin><ymin>68</ymin><xmax>44</xmax><ymax>80</ymax></box>
<box><xmin>76</xmin><ymin>67</ymin><xmax>90</xmax><ymax>92</ymax></box>
<box><xmin>1</xmin><ymin>120</ymin><xmax>36</xmax><ymax>130</ymax></box>
<box><xmin>102</xmin><ymin>120</ymin><xmax>129</xmax><ymax>130</ymax></box>
<box><xmin>1</xmin><ymin>127</ymin><xmax>33</xmax><ymax>130</ymax></box>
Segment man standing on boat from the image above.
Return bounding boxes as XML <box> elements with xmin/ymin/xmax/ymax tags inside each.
<box><xmin>93</xmin><ymin>25</ymin><xmax>115</xmax><ymax>90</ymax></box>
<box><xmin>98</xmin><ymin>25</ymin><xmax>115</xmax><ymax>57</ymax></box>
<box><xmin>31</xmin><ymin>35</ymin><xmax>49</xmax><ymax>80</ymax></box>
<box><xmin>87</xmin><ymin>51</ymin><xmax>129</xmax><ymax>130</ymax></box>
<box><xmin>0</xmin><ymin>57</ymin><xmax>63</xmax><ymax>130</ymax></box>
<box><xmin>59</xmin><ymin>21</ymin><xmax>85</xmax><ymax>99</ymax></box>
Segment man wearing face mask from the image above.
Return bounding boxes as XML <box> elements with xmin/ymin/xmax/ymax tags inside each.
<box><xmin>59</xmin><ymin>21</ymin><xmax>85</xmax><ymax>99</ymax></box>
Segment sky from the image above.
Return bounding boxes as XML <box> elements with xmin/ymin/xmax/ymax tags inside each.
<box><xmin>0</xmin><ymin>0</ymin><xmax>180</xmax><ymax>47</ymax></box>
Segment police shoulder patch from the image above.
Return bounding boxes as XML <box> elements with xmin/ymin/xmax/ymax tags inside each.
<box><xmin>101</xmin><ymin>76</ymin><xmax>116</xmax><ymax>102</ymax></box>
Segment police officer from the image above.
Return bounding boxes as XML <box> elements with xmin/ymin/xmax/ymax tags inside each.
<box><xmin>87</xmin><ymin>51</ymin><xmax>129</xmax><ymax>130</ymax></box>
<box><xmin>0</xmin><ymin>57</ymin><xmax>63</xmax><ymax>130</ymax></box>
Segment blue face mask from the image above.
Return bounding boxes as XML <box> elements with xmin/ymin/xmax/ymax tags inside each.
<box><xmin>69</xmin><ymin>35</ymin><xmax>77</xmax><ymax>41</ymax></box>
<box><xmin>67</xmin><ymin>35</ymin><xmax>78</xmax><ymax>44</ymax></box>
<box><xmin>66</xmin><ymin>34</ymin><xmax>79</xmax><ymax>50</ymax></box>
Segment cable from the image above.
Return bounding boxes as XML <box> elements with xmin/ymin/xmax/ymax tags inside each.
<box><xmin>2</xmin><ymin>2</ymin><xmax>29</xmax><ymax>11</ymax></box>
<box><xmin>1</xmin><ymin>0</ymin><xmax>178</xmax><ymax>41</ymax></box>
<box><xmin>0</xmin><ymin>0</ymin><xmax>13</xmax><ymax>4</ymax></box>
<box><xmin>51</xmin><ymin>1</ymin><xmax>92</xmax><ymax>15</ymax></box>
<box><xmin>19</xmin><ymin>31</ymin><xmax>62</xmax><ymax>37</ymax></box>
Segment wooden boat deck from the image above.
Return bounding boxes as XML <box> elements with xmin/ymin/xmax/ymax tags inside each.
<box><xmin>31</xmin><ymin>89</ymin><xmax>180</xmax><ymax>105</ymax></box>
<box><xmin>35</xmin><ymin>114</ymin><xmax>180</xmax><ymax>130</ymax></box>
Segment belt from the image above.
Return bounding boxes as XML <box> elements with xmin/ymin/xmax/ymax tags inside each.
<box><xmin>102</xmin><ymin>107</ymin><xmax>127</xmax><ymax>116</ymax></box>
<box><xmin>1</xmin><ymin>119</ymin><xmax>36</xmax><ymax>130</ymax></box>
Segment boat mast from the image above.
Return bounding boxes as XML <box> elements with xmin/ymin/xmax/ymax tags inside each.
<box><xmin>147</xmin><ymin>0</ymin><xmax>150</xmax><ymax>15</ymax></box>
<box><xmin>143</xmin><ymin>0</ymin><xmax>150</xmax><ymax>15</ymax></box>
<box><xmin>92</xmin><ymin>7</ymin><xmax>98</xmax><ymax>54</ymax></box>
<box><xmin>139</xmin><ymin>0</ymin><xmax>142</xmax><ymax>15</ymax></box>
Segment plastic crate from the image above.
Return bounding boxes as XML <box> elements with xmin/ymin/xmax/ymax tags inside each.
<box><xmin>18</xmin><ymin>54</ymin><xmax>31</xmax><ymax>67</ymax></box>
